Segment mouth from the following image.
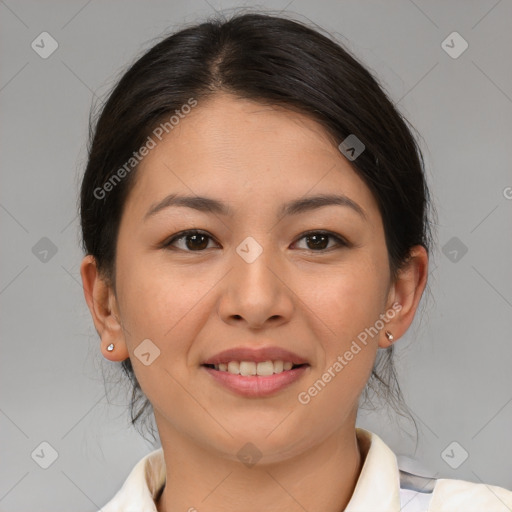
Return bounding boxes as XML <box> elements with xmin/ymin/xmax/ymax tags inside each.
<box><xmin>200</xmin><ymin>346</ymin><xmax>310</xmax><ymax>397</ymax></box>
<box><xmin>201</xmin><ymin>362</ymin><xmax>309</xmax><ymax>397</ymax></box>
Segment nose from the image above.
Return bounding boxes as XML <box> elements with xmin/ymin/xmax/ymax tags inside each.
<box><xmin>217</xmin><ymin>239</ymin><xmax>294</xmax><ymax>330</ymax></box>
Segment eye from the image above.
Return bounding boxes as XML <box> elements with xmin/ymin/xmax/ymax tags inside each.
<box><xmin>161</xmin><ymin>229</ymin><xmax>348</xmax><ymax>253</ymax></box>
<box><xmin>292</xmin><ymin>230</ymin><xmax>348</xmax><ymax>251</ymax></box>
<box><xmin>162</xmin><ymin>230</ymin><xmax>219</xmax><ymax>251</ymax></box>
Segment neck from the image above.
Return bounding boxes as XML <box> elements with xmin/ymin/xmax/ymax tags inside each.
<box><xmin>154</xmin><ymin>418</ymin><xmax>364</xmax><ymax>512</ymax></box>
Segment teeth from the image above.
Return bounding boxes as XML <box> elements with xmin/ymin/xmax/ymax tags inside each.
<box><xmin>256</xmin><ymin>361</ymin><xmax>274</xmax><ymax>376</ymax></box>
<box><xmin>227</xmin><ymin>361</ymin><xmax>240</xmax><ymax>375</ymax></box>
<box><xmin>274</xmin><ymin>360</ymin><xmax>284</xmax><ymax>373</ymax></box>
<box><xmin>240</xmin><ymin>361</ymin><xmax>256</xmax><ymax>376</ymax></box>
<box><xmin>212</xmin><ymin>360</ymin><xmax>300</xmax><ymax>376</ymax></box>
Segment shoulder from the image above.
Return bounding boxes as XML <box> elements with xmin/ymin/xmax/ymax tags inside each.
<box><xmin>398</xmin><ymin>473</ymin><xmax>512</xmax><ymax>512</ymax></box>
<box><xmin>428</xmin><ymin>478</ymin><xmax>512</xmax><ymax>511</ymax></box>
<box><xmin>395</xmin><ymin>449</ymin><xmax>512</xmax><ymax>512</ymax></box>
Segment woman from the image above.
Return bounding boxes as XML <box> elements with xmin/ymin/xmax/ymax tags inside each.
<box><xmin>79</xmin><ymin>12</ymin><xmax>512</xmax><ymax>512</ymax></box>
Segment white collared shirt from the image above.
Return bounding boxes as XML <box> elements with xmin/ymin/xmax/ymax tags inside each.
<box><xmin>98</xmin><ymin>429</ymin><xmax>512</xmax><ymax>511</ymax></box>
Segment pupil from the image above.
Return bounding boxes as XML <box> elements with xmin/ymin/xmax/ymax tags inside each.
<box><xmin>186</xmin><ymin>234</ymin><xmax>208</xmax><ymax>250</ymax></box>
<box><xmin>307</xmin><ymin>234</ymin><xmax>328</xmax><ymax>250</ymax></box>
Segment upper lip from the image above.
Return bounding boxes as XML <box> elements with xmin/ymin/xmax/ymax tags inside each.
<box><xmin>202</xmin><ymin>346</ymin><xmax>309</xmax><ymax>365</ymax></box>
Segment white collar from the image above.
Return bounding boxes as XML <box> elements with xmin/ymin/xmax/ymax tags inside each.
<box><xmin>345</xmin><ymin>428</ymin><xmax>401</xmax><ymax>511</ymax></box>
<box><xmin>100</xmin><ymin>429</ymin><xmax>401</xmax><ymax>511</ymax></box>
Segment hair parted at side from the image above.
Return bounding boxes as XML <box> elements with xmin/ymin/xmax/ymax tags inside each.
<box><xmin>79</xmin><ymin>10</ymin><xmax>435</xmax><ymax>441</ymax></box>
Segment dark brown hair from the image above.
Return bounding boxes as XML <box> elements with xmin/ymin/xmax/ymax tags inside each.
<box><xmin>80</xmin><ymin>11</ymin><xmax>435</xmax><ymax>440</ymax></box>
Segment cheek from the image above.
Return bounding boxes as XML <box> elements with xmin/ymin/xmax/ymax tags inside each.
<box><xmin>292</xmin><ymin>256</ymin><xmax>386</xmax><ymax>404</ymax></box>
<box><xmin>114</xmin><ymin>262</ymin><xmax>214</xmax><ymax>410</ymax></box>
<box><xmin>294</xmin><ymin>267</ymin><xmax>381</xmax><ymax>420</ymax></box>
<box><xmin>298</xmin><ymin>258</ymin><xmax>388</xmax><ymax>343</ymax></box>
<box><xmin>116</xmin><ymin>259</ymin><xmax>217</xmax><ymax>355</ymax></box>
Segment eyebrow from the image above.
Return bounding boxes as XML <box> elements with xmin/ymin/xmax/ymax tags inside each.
<box><xmin>144</xmin><ymin>193</ymin><xmax>367</xmax><ymax>221</ymax></box>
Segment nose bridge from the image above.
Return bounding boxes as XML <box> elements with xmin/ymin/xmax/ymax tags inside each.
<box><xmin>233</xmin><ymin>234</ymin><xmax>279</xmax><ymax>295</ymax></box>
<box><xmin>217</xmin><ymin>234</ymin><xmax>293</xmax><ymax>327</ymax></box>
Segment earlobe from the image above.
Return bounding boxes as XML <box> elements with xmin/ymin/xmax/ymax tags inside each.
<box><xmin>378</xmin><ymin>328</ymin><xmax>396</xmax><ymax>349</ymax></box>
<box><xmin>378</xmin><ymin>245</ymin><xmax>429</xmax><ymax>348</ymax></box>
<box><xmin>384</xmin><ymin>330</ymin><xmax>394</xmax><ymax>342</ymax></box>
<box><xmin>80</xmin><ymin>255</ymin><xmax>130</xmax><ymax>361</ymax></box>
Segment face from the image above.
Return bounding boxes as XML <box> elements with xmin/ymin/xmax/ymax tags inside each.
<box><xmin>85</xmin><ymin>93</ymin><xmax>418</xmax><ymax>463</ymax></box>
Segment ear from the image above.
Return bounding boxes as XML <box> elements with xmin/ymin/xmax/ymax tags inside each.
<box><xmin>379</xmin><ymin>245</ymin><xmax>429</xmax><ymax>348</ymax></box>
<box><xmin>80</xmin><ymin>255</ymin><xmax>129</xmax><ymax>361</ymax></box>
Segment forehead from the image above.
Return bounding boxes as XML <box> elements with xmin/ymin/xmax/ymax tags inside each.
<box><xmin>124</xmin><ymin>93</ymin><xmax>380</xmax><ymax>222</ymax></box>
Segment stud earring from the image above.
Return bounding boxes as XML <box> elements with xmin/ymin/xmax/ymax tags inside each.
<box><xmin>385</xmin><ymin>331</ymin><xmax>394</xmax><ymax>342</ymax></box>
<box><xmin>107</xmin><ymin>343</ymin><xmax>115</xmax><ymax>352</ymax></box>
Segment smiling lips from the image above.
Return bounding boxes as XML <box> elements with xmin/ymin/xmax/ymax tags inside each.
<box><xmin>201</xmin><ymin>346</ymin><xmax>310</xmax><ymax>397</ymax></box>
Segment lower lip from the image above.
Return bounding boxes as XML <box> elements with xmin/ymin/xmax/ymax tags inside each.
<box><xmin>202</xmin><ymin>365</ymin><xmax>309</xmax><ymax>397</ymax></box>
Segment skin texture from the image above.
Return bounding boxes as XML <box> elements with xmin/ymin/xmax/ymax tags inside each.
<box><xmin>81</xmin><ymin>92</ymin><xmax>428</xmax><ymax>512</ymax></box>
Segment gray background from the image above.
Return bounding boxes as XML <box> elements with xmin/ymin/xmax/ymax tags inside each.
<box><xmin>1</xmin><ymin>0</ymin><xmax>511</xmax><ymax>510</ymax></box>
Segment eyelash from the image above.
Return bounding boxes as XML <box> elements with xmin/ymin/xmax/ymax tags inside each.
<box><xmin>161</xmin><ymin>229</ymin><xmax>349</xmax><ymax>253</ymax></box>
